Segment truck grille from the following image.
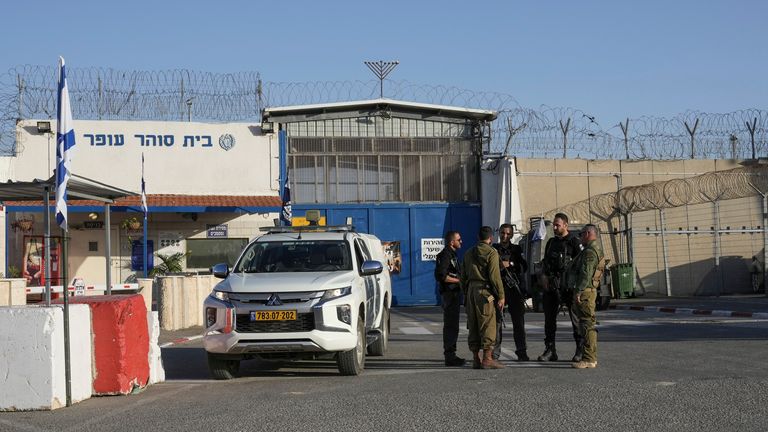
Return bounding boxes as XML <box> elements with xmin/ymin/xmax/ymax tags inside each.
<box><xmin>235</xmin><ymin>313</ymin><xmax>315</xmax><ymax>333</ymax></box>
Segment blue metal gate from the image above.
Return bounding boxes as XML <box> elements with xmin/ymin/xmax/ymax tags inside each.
<box><xmin>295</xmin><ymin>203</ymin><xmax>481</xmax><ymax>306</ymax></box>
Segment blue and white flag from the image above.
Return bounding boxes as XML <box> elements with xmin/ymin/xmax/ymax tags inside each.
<box><xmin>55</xmin><ymin>57</ymin><xmax>75</xmax><ymax>231</ymax></box>
<box><xmin>141</xmin><ymin>153</ymin><xmax>148</xmax><ymax>214</ymax></box>
<box><xmin>280</xmin><ymin>175</ymin><xmax>292</xmax><ymax>225</ymax></box>
<box><xmin>532</xmin><ymin>217</ymin><xmax>546</xmax><ymax>241</ymax></box>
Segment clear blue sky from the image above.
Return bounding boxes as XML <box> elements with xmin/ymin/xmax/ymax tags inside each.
<box><xmin>2</xmin><ymin>0</ymin><xmax>766</xmax><ymax>127</ymax></box>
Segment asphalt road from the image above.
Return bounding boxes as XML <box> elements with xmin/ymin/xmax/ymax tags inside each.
<box><xmin>2</xmin><ymin>306</ymin><xmax>767</xmax><ymax>432</ymax></box>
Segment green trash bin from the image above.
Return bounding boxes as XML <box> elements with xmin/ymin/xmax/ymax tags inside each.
<box><xmin>612</xmin><ymin>263</ymin><xmax>635</xmax><ymax>298</ymax></box>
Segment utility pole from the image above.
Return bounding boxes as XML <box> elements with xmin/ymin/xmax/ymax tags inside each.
<box><xmin>684</xmin><ymin>118</ymin><xmax>699</xmax><ymax>159</ymax></box>
<box><xmin>619</xmin><ymin>118</ymin><xmax>630</xmax><ymax>159</ymax></box>
<box><xmin>560</xmin><ymin>118</ymin><xmax>571</xmax><ymax>158</ymax></box>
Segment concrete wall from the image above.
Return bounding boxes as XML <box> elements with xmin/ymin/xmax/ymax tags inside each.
<box><xmin>0</xmin><ymin>279</ymin><xmax>25</xmax><ymax>305</ymax></box>
<box><xmin>4</xmin><ymin>210</ymin><xmax>277</xmax><ymax>287</ymax></box>
<box><xmin>0</xmin><ymin>305</ymin><xmax>92</xmax><ymax>411</ymax></box>
<box><xmin>486</xmin><ymin>158</ymin><xmax>762</xmax><ymax>296</ymax></box>
<box><xmin>158</xmin><ymin>275</ymin><xmax>215</xmax><ymax>330</ymax></box>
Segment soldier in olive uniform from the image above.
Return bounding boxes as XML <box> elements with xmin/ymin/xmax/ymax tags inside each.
<box><xmin>461</xmin><ymin>226</ymin><xmax>506</xmax><ymax>369</ymax></box>
<box><xmin>567</xmin><ymin>224</ymin><xmax>606</xmax><ymax>369</ymax></box>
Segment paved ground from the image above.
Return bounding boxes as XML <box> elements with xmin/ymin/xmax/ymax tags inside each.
<box><xmin>612</xmin><ymin>293</ymin><xmax>768</xmax><ymax>314</ymax></box>
<box><xmin>3</xmin><ymin>294</ymin><xmax>767</xmax><ymax>432</ymax></box>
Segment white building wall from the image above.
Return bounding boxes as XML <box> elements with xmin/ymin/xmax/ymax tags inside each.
<box><xmin>8</xmin><ymin>120</ymin><xmax>279</xmax><ymax>195</ymax></box>
<box><xmin>2</xmin><ymin>120</ymin><xmax>279</xmax><ymax>286</ymax></box>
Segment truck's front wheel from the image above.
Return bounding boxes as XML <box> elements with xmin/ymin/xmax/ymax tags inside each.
<box><xmin>207</xmin><ymin>353</ymin><xmax>240</xmax><ymax>380</ymax></box>
<box><xmin>337</xmin><ymin>316</ymin><xmax>365</xmax><ymax>376</ymax></box>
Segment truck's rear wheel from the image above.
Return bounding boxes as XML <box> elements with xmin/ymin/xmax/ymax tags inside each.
<box><xmin>207</xmin><ymin>353</ymin><xmax>240</xmax><ymax>380</ymax></box>
<box><xmin>337</xmin><ymin>316</ymin><xmax>365</xmax><ymax>375</ymax></box>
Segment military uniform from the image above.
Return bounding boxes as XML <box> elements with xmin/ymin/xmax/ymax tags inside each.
<box><xmin>461</xmin><ymin>242</ymin><xmax>504</xmax><ymax>368</ymax></box>
<box><xmin>492</xmin><ymin>242</ymin><xmax>528</xmax><ymax>361</ymax></box>
<box><xmin>538</xmin><ymin>232</ymin><xmax>582</xmax><ymax>361</ymax></box>
<box><xmin>434</xmin><ymin>246</ymin><xmax>463</xmax><ymax>364</ymax></box>
<box><xmin>566</xmin><ymin>239</ymin><xmax>605</xmax><ymax>367</ymax></box>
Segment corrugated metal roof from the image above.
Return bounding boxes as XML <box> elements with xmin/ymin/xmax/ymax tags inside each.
<box><xmin>0</xmin><ymin>174</ymin><xmax>136</xmax><ymax>203</ymax></box>
<box><xmin>264</xmin><ymin>98</ymin><xmax>497</xmax><ymax>121</ymax></box>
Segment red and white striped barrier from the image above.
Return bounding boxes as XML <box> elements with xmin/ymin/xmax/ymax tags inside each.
<box><xmin>25</xmin><ymin>281</ymin><xmax>139</xmax><ymax>295</ymax></box>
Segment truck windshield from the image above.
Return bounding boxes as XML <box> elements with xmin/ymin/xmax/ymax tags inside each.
<box><xmin>233</xmin><ymin>240</ymin><xmax>353</xmax><ymax>273</ymax></box>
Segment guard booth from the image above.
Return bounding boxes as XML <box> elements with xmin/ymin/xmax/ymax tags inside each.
<box><xmin>263</xmin><ymin>99</ymin><xmax>497</xmax><ymax>305</ymax></box>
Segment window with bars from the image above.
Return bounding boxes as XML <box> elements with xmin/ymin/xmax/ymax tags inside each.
<box><xmin>288</xmin><ymin>137</ymin><xmax>480</xmax><ymax>203</ymax></box>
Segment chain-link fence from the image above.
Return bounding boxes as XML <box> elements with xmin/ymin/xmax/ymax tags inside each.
<box><xmin>1</xmin><ymin>65</ymin><xmax>766</xmax><ymax>159</ymax></box>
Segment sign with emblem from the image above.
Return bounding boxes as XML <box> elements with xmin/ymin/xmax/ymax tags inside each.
<box><xmin>219</xmin><ymin>134</ymin><xmax>236</xmax><ymax>151</ymax></box>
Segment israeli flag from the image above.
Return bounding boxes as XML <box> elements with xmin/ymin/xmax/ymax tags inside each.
<box><xmin>280</xmin><ymin>174</ymin><xmax>292</xmax><ymax>225</ymax></box>
<box><xmin>141</xmin><ymin>153</ymin><xmax>148</xmax><ymax>214</ymax></box>
<box><xmin>532</xmin><ymin>217</ymin><xmax>546</xmax><ymax>241</ymax></box>
<box><xmin>55</xmin><ymin>57</ymin><xmax>75</xmax><ymax>231</ymax></box>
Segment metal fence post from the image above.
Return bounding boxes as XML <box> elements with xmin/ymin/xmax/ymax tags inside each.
<box><xmin>660</xmin><ymin>208</ymin><xmax>672</xmax><ymax>296</ymax></box>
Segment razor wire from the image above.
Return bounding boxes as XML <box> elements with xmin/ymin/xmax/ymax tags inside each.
<box><xmin>541</xmin><ymin>164</ymin><xmax>768</xmax><ymax>224</ymax></box>
<box><xmin>1</xmin><ymin>64</ymin><xmax>766</xmax><ymax>159</ymax></box>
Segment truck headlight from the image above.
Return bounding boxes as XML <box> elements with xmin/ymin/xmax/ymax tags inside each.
<box><xmin>336</xmin><ymin>304</ymin><xmax>352</xmax><ymax>324</ymax></box>
<box><xmin>212</xmin><ymin>290</ymin><xmax>229</xmax><ymax>301</ymax></box>
<box><xmin>320</xmin><ymin>286</ymin><xmax>351</xmax><ymax>302</ymax></box>
<box><xmin>205</xmin><ymin>307</ymin><xmax>217</xmax><ymax>327</ymax></box>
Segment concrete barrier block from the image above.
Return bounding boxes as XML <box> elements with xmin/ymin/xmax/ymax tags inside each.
<box><xmin>63</xmin><ymin>295</ymin><xmax>149</xmax><ymax>395</ymax></box>
<box><xmin>182</xmin><ymin>276</ymin><xmax>197</xmax><ymax>328</ymax></box>
<box><xmin>171</xmin><ymin>277</ymin><xmax>184</xmax><ymax>330</ymax></box>
<box><xmin>0</xmin><ymin>305</ymin><xmax>93</xmax><ymax>411</ymax></box>
<box><xmin>0</xmin><ymin>279</ymin><xmax>26</xmax><ymax>306</ymax></box>
<box><xmin>146</xmin><ymin>311</ymin><xmax>165</xmax><ymax>384</ymax></box>
<box><xmin>158</xmin><ymin>276</ymin><xmax>181</xmax><ymax>330</ymax></box>
<box><xmin>197</xmin><ymin>275</ymin><xmax>214</xmax><ymax>325</ymax></box>
<box><xmin>157</xmin><ymin>276</ymin><xmax>217</xmax><ymax>330</ymax></box>
<box><xmin>137</xmin><ymin>278</ymin><xmax>153</xmax><ymax>312</ymax></box>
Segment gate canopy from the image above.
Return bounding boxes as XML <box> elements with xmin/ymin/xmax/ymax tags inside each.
<box><xmin>0</xmin><ymin>173</ymin><xmax>136</xmax><ymax>203</ymax></box>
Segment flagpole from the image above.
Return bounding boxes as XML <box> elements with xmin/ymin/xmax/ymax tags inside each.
<box><xmin>141</xmin><ymin>153</ymin><xmax>148</xmax><ymax>277</ymax></box>
<box><xmin>143</xmin><ymin>213</ymin><xmax>148</xmax><ymax>278</ymax></box>
<box><xmin>43</xmin><ymin>186</ymin><xmax>52</xmax><ymax>306</ymax></box>
<box><xmin>55</xmin><ymin>56</ymin><xmax>74</xmax><ymax>408</ymax></box>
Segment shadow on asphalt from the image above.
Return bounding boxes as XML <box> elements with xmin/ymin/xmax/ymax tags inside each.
<box><xmin>163</xmin><ymin>347</ymin><xmax>577</xmax><ymax>380</ymax></box>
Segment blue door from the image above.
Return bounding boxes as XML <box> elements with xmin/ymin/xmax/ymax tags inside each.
<box><xmin>294</xmin><ymin>203</ymin><xmax>481</xmax><ymax>305</ymax></box>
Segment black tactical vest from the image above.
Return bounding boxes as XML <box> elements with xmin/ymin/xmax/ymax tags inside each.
<box><xmin>543</xmin><ymin>233</ymin><xmax>581</xmax><ymax>277</ymax></box>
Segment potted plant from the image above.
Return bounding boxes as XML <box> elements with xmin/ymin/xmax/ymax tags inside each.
<box><xmin>11</xmin><ymin>217</ymin><xmax>34</xmax><ymax>233</ymax></box>
<box><xmin>149</xmin><ymin>252</ymin><xmax>189</xmax><ymax>277</ymax></box>
<box><xmin>120</xmin><ymin>216</ymin><xmax>143</xmax><ymax>242</ymax></box>
<box><xmin>120</xmin><ymin>216</ymin><xmax>142</xmax><ymax>231</ymax></box>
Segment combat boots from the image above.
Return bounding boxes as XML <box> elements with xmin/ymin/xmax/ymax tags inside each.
<box><xmin>471</xmin><ymin>351</ymin><xmax>482</xmax><ymax>369</ymax></box>
<box><xmin>481</xmin><ymin>349</ymin><xmax>505</xmax><ymax>369</ymax></box>
<box><xmin>537</xmin><ymin>343</ymin><xmax>558</xmax><ymax>361</ymax></box>
<box><xmin>572</xmin><ymin>342</ymin><xmax>585</xmax><ymax>363</ymax></box>
<box><xmin>515</xmin><ymin>350</ymin><xmax>530</xmax><ymax>362</ymax></box>
<box><xmin>572</xmin><ymin>360</ymin><xmax>597</xmax><ymax>369</ymax></box>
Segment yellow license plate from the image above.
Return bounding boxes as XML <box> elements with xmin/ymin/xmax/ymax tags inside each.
<box><xmin>250</xmin><ymin>310</ymin><xmax>297</xmax><ymax>321</ymax></box>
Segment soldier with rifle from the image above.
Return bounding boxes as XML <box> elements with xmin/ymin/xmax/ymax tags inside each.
<box><xmin>492</xmin><ymin>223</ymin><xmax>530</xmax><ymax>361</ymax></box>
<box><xmin>536</xmin><ymin>213</ymin><xmax>584</xmax><ymax>362</ymax></box>
<box><xmin>568</xmin><ymin>224</ymin><xmax>606</xmax><ymax>369</ymax></box>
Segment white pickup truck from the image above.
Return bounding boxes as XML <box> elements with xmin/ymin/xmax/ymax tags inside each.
<box><xmin>202</xmin><ymin>225</ymin><xmax>392</xmax><ymax>378</ymax></box>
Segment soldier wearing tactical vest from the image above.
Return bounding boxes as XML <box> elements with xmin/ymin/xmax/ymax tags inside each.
<box><xmin>461</xmin><ymin>226</ymin><xmax>506</xmax><ymax>369</ymax></box>
<box><xmin>567</xmin><ymin>224</ymin><xmax>606</xmax><ymax>369</ymax></box>
<box><xmin>537</xmin><ymin>213</ymin><xmax>583</xmax><ymax>362</ymax></box>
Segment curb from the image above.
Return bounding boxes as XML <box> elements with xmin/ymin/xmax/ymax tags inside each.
<box><xmin>609</xmin><ymin>304</ymin><xmax>768</xmax><ymax>319</ymax></box>
<box><xmin>159</xmin><ymin>335</ymin><xmax>203</xmax><ymax>348</ymax></box>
